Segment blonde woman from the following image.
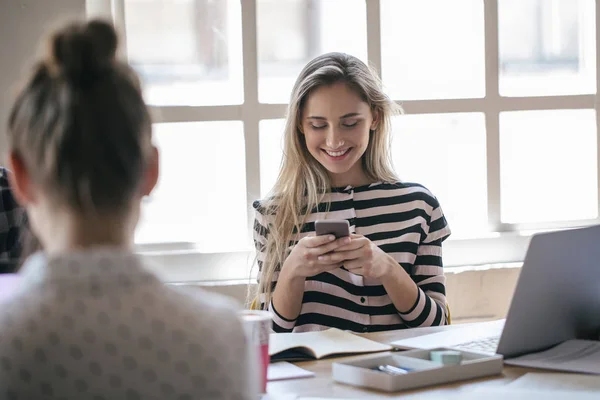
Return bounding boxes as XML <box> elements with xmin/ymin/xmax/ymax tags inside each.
<box><xmin>253</xmin><ymin>53</ymin><xmax>451</xmax><ymax>334</ymax></box>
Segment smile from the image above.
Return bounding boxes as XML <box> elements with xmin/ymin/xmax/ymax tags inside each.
<box><xmin>323</xmin><ymin>148</ymin><xmax>351</xmax><ymax>158</ymax></box>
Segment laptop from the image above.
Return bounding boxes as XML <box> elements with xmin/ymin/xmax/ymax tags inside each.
<box><xmin>393</xmin><ymin>225</ymin><xmax>600</xmax><ymax>358</ymax></box>
<box><xmin>0</xmin><ymin>273</ymin><xmax>21</xmax><ymax>303</ymax></box>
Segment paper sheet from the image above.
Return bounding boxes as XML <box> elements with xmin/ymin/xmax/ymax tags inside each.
<box><xmin>267</xmin><ymin>362</ymin><xmax>315</xmax><ymax>381</ymax></box>
<box><xmin>458</xmin><ymin>389</ymin><xmax>600</xmax><ymax>399</ymax></box>
<box><xmin>505</xmin><ymin>339</ymin><xmax>600</xmax><ymax>374</ymax></box>
<box><xmin>507</xmin><ymin>372</ymin><xmax>600</xmax><ymax>392</ymax></box>
<box><xmin>297</xmin><ymin>391</ymin><xmax>599</xmax><ymax>400</ymax></box>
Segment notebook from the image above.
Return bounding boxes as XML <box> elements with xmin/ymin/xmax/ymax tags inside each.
<box><xmin>269</xmin><ymin>328</ymin><xmax>393</xmax><ymax>362</ymax></box>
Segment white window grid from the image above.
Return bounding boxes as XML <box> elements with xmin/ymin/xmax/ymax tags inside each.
<box><xmin>86</xmin><ymin>0</ymin><xmax>600</xmax><ymax>282</ymax></box>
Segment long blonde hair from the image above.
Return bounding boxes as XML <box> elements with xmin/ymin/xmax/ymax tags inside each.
<box><xmin>257</xmin><ymin>52</ymin><xmax>401</xmax><ymax>305</ymax></box>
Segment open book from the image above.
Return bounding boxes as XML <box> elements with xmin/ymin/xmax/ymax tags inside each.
<box><xmin>269</xmin><ymin>328</ymin><xmax>393</xmax><ymax>362</ymax></box>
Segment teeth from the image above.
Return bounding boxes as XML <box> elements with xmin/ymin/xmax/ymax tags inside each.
<box><xmin>326</xmin><ymin>149</ymin><xmax>349</xmax><ymax>157</ymax></box>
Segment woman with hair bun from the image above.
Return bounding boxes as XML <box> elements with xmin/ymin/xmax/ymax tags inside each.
<box><xmin>0</xmin><ymin>19</ymin><xmax>255</xmax><ymax>399</ymax></box>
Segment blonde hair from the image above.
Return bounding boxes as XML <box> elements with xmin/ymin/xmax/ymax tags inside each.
<box><xmin>257</xmin><ymin>52</ymin><xmax>401</xmax><ymax>305</ymax></box>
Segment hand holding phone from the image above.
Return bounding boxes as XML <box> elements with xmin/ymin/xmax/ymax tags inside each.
<box><xmin>314</xmin><ymin>220</ymin><xmax>350</xmax><ymax>239</ymax></box>
<box><xmin>280</xmin><ymin>220</ymin><xmax>351</xmax><ymax>279</ymax></box>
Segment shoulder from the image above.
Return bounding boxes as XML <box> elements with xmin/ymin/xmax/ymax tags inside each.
<box><xmin>167</xmin><ymin>285</ymin><xmax>243</xmax><ymax>328</ymax></box>
<box><xmin>174</xmin><ymin>285</ymin><xmax>241</xmax><ymax>315</ymax></box>
<box><xmin>0</xmin><ymin>293</ymin><xmax>45</xmax><ymax>364</ymax></box>
<box><xmin>252</xmin><ymin>197</ymin><xmax>277</xmax><ymax>215</ymax></box>
<box><xmin>360</xmin><ymin>181</ymin><xmax>442</xmax><ymax>210</ymax></box>
<box><xmin>252</xmin><ymin>198</ymin><xmax>277</xmax><ymax>232</ymax></box>
<box><xmin>167</xmin><ymin>286</ymin><xmax>248</xmax><ymax>353</ymax></box>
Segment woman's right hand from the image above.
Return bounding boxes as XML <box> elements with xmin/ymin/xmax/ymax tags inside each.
<box><xmin>282</xmin><ymin>234</ymin><xmax>351</xmax><ymax>279</ymax></box>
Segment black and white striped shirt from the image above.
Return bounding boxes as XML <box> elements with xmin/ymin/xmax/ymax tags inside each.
<box><xmin>0</xmin><ymin>167</ymin><xmax>26</xmax><ymax>273</ymax></box>
<box><xmin>253</xmin><ymin>181</ymin><xmax>451</xmax><ymax>333</ymax></box>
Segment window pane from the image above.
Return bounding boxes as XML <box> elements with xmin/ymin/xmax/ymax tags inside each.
<box><xmin>500</xmin><ymin>110</ymin><xmax>597</xmax><ymax>223</ymax></box>
<box><xmin>136</xmin><ymin>122</ymin><xmax>248</xmax><ymax>251</ymax></box>
<box><xmin>381</xmin><ymin>1</ymin><xmax>485</xmax><ymax>100</ymax></box>
<box><xmin>499</xmin><ymin>0</ymin><xmax>596</xmax><ymax>96</ymax></box>
<box><xmin>259</xmin><ymin>119</ymin><xmax>286</xmax><ymax>197</ymax></box>
<box><xmin>392</xmin><ymin>113</ymin><xmax>488</xmax><ymax>237</ymax></box>
<box><xmin>257</xmin><ymin>0</ymin><xmax>367</xmax><ymax>104</ymax></box>
<box><xmin>124</xmin><ymin>0</ymin><xmax>243</xmax><ymax>106</ymax></box>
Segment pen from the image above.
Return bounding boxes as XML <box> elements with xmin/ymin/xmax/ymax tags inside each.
<box><xmin>377</xmin><ymin>364</ymin><xmax>410</xmax><ymax>375</ymax></box>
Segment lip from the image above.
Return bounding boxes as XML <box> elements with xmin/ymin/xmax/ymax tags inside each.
<box><xmin>322</xmin><ymin>147</ymin><xmax>352</xmax><ymax>161</ymax></box>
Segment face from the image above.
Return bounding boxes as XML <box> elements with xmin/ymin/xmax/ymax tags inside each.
<box><xmin>301</xmin><ymin>82</ymin><xmax>378</xmax><ymax>187</ymax></box>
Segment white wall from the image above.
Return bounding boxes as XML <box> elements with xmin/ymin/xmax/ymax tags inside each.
<box><xmin>0</xmin><ymin>0</ymin><xmax>85</xmax><ymax>161</ymax></box>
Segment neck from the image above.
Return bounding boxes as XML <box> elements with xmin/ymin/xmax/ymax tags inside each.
<box><xmin>329</xmin><ymin>162</ymin><xmax>372</xmax><ymax>188</ymax></box>
<box><xmin>31</xmin><ymin>204</ymin><xmax>137</xmax><ymax>256</ymax></box>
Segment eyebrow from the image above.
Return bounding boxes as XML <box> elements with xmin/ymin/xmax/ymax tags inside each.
<box><xmin>307</xmin><ymin>112</ymin><xmax>361</xmax><ymax>120</ymax></box>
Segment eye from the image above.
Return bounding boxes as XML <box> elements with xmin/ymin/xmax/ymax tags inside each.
<box><xmin>342</xmin><ymin>120</ymin><xmax>359</xmax><ymax>128</ymax></box>
<box><xmin>310</xmin><ymin>123</ymin><xmax>327</xmax><ymax>130</ymax></box>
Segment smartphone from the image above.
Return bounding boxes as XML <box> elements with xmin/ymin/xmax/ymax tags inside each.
<box><xmin>314</xmin><ymin>220</ymin><xmax>350</xmax><ymax>239</ymax></box>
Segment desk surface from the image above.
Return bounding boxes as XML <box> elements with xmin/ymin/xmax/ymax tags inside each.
<box><xmin>267</xmin><ymin>322</ymin><xmax>532</xmax><ymax>398</ymax></box>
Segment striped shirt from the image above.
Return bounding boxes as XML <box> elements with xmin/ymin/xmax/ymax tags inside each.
<box><xmin>0</xmin><ymin>167</ymin><xmax>26</xmax><ymax>273</ymax></box>
<box><xmin>253</xmin><ymin>181</ymin><xmax>451</xmax><ymax>334</ymax></box>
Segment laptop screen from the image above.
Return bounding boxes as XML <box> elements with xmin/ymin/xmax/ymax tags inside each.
<box><xmin>0</xmin><ymin>274</ymin><xmax>21</xmax><ymax>303</ymax></box>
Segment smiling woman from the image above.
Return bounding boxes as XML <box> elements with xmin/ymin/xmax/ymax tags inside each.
<box><xmin>252</xmin><ymin>52</ymin><xmax>451</xmax><ymax>334</ymax></box>
<box><xmin>302</xmin><ymin>82</ymin><xmax>377</xmax><ymax>187</ymax></box>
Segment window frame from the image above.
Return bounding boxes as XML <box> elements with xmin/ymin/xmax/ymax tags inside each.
<box><xmin>88</xmin><ymin>0</ymin><xmax>600</xmax><ymax>283</ymax></box>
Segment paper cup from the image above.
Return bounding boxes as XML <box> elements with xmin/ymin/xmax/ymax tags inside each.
<box><xmin>239</xmin><ymin>310</ymin><xmax>271</xmax><ymax>393</ymax></box>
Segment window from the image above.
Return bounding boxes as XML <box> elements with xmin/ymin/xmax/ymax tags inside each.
<box><xmin>257</xmin><ymin>0</ymin><xmax>367</xmax><ymax>103</ymax></box>
<box><xmin>124</xmin><ymin>0</ymin><xmax>243</xmax><ymax>106</ymax></box>
<box><xmin>498</xmin><ymin>0</ymin><xmax>596</xmax><ymax>96</ymax></box>
<box><xmin>380</xmin><ymin>1</ymin><xmax>485</xmax><ymax>100</ymax></box>
<box><xmin>391</xmin><ymin>113</ymin><xmax>489</xmax><ymax>238</ymax></box>
<box><xmin>91</xmin><ymin>0</ymin><xmax>600</xmax><ymax>282</ymax></box>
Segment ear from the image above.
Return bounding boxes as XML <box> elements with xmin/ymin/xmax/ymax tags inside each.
<box><xmin>7</xmin><ymin>151</ymin><xmax>36</xmax><ymax>206</ymax></box>
<box><xmin>142</xmin><ymin>146</ymin><xmax>159</xmax><ymax>197</ymax></box>
<box><xmin>370</xmin><ymin>109</ymin><xmax>380</xmax><ymax>131</ymax></box>
<box><xmin>297</xmin><ymin>120</ymin><xmax>305</xmax><ymax>135</ymax></box>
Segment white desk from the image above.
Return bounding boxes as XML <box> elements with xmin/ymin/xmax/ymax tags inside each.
<box><xmin>267</xmin><ymin>323</ymin><xmax>533</xmax><ymax>399</ymax></box>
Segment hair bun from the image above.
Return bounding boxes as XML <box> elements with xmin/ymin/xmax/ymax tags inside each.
<box><xmin>49</xmin><ymin>19</ymin><xmax>118</xmax><ymax>84</ymax></box>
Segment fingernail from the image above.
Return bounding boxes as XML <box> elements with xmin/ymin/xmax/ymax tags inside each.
<box><xmin>318</xmin><ymin>256</ymin><xmax>325</xmax><ymax>261</ymax></box>
<box><xmin>328</xmin><ymin>235</ymin><xmax>336</xmax><ymax>241</ymax></box>
<box><xmin>343</xmin><ymin>237</ymin><xmax>351</xmax><ymax>244</ymax></box>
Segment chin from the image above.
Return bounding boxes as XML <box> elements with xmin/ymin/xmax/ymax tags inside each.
<box><xmin>324</xmin><ymin>166</ymin><xmax>352</xmax><ymax>175</ymax></box>
<box><xmin>320</xmin><ymin>159</ymin><xmax>357</xmax><ymax>176</ymax></box>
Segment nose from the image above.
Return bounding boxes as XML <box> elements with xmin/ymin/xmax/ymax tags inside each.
<box><xmin>325</xmin><ymin>126</ymin><xmax>345</xmax><ymax>149</ymax></box>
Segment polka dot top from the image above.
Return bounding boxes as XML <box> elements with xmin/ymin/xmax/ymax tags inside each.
<box><xmin>0</xmin><ymin>250</ymin><xmax>254</xmax><ymax>400</ymax></box>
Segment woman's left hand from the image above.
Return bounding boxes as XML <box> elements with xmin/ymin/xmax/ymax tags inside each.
<box><xmin>317</xmin><ymin>234</ymin><xmax>394</xmax><ymax>279</ymax></box>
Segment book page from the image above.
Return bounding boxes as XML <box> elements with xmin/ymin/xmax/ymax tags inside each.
<box><xmin>269</xmin><ymin>328</ymin><xmax>392</xmax><ymax>359</ymax></box>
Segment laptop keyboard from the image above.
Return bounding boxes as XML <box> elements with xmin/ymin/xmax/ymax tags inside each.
<box><xmin>451</xmin><ymin>335</ymin><xmax>500</xmax><ymax>354</ymax></box>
